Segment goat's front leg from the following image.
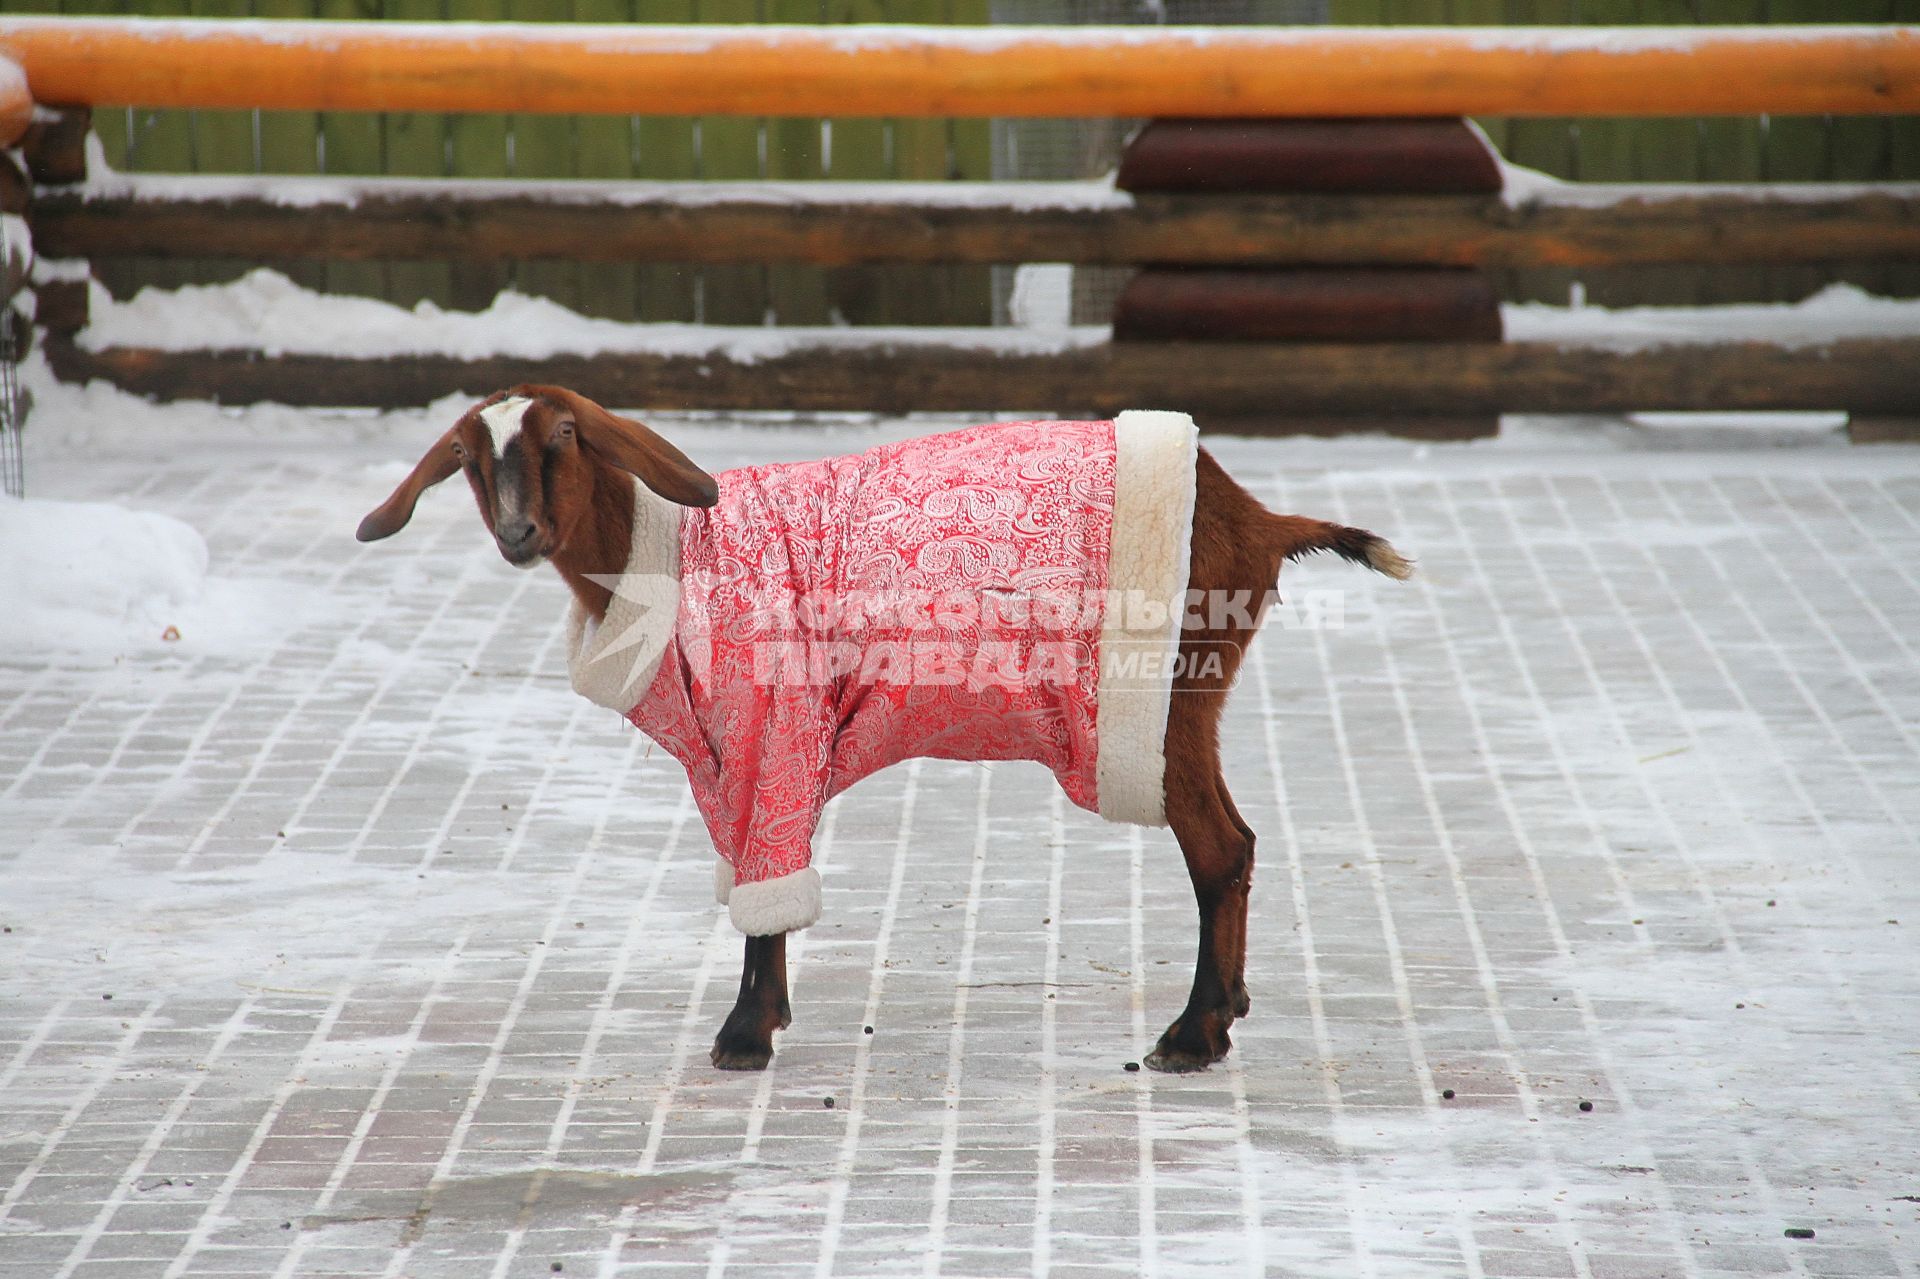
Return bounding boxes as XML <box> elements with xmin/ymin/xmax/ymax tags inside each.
<box><xmin>710</xmin><ymin>932</ymin><xmax>791</xmax><ymax>1070</ymax></box>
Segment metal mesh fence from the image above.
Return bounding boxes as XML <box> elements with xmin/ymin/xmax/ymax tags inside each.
<box><xmin>990</xmin><ymin>0</ymin><xmax>1328</xmax><ymax>326</ymax></box>
<box><xmin>0</xmin><ymin>218</ymin><xmax>24</xmax><ymax>500</ymax></box>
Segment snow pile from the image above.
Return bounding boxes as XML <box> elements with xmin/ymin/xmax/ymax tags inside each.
<box><xmin>0</xmin><ymin>495</ymin><xmax>304</xmax><ymax>659</ymax></box>
<box><xmin>76</xmin><ymin>268</ymin><xmax>1107</xmax><ymax>363</ymax></box>
<box><xmin>0</xmin><ymin>495</ymin><xmax>208</xmax><ymax>654</ymax></box>
<box><xmin>75</xmin><ymin>269</ymin><xmax>650</xmax><ymax>362</ymax></box>
<box><xmin>16</xmin><ymin>348</ymin><xmax>471</xmax><ymax>453</ymax></box>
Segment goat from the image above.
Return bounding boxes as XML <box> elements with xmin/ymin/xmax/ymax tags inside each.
<box><xmin>358</xmin><ymin>385</ymin><xmax>1411</xmax><ymax>1072</ymax></box>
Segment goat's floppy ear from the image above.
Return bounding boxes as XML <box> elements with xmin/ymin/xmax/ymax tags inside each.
<box><xmin>562</xmin><ymin>391</ymin><xmax>718</xmax><ymax>508</ymax></box>
<box><xmin>356</xmin><ymin>430</ymin><xmax>462</xmax><ymax>542</ymax></box>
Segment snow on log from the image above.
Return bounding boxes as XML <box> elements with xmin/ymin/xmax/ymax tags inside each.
<box><xmin>0</xmin><ymin>18</ymin><xmax>1915</xmax><ymax>119</ymax></box>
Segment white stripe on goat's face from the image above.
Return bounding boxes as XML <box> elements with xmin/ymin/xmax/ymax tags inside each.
<box><xmin>478</xmin><ymin>396</ymin><xmax>534</xmax><ymax>460</ymax></box>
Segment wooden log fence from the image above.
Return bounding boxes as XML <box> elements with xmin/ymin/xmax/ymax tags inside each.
<box><xmin>20</xmin><ymin>139</ymin><xmax>1920</xmax><ymax>431</ymax></box>
<box><xmin>4</xmin><ymin>19</ymin><xmax>1918</xmax><ymax>437</ymax></box>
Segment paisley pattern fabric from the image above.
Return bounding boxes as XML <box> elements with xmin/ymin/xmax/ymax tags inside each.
<box><xmin>568</xmin><ymin>412</ymin><xmax>1200</xmax><ymax>936</ymax></box>
<box><xmin>631</xmin><ymin>420</ymin><xmax>1113</xmax><ymax>920</ymax></box>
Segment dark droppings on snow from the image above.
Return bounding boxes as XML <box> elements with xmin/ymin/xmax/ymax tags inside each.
<box><xmin>1442</xmin><ymin>1089</ymin><xmax>1456</xmax><ymax>1100</ymax></box>
<box><xmin>1785</xmin><ymin>1228</ymin><xmax>1816</xmax><ymax>1240</ymax></box>
<box><xmin>1123</xmin><ymin>1061</ymin><xmax>1140</xmax><ymax>1072</ymax></box>
<box><xmin>1579</xmin><ymin>1101</ymin><xmax>1594</xmax><ymax>1112</ymax></box>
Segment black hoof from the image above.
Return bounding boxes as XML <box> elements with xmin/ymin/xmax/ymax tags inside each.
<box><xmin>709</xmin><ymin>1036</ymin><xmax>774</xmax><ymax>1071</ymax></box>
<box><xmin>1143</xmin><ymin>1046</ymin><xmax>1214</xmax><ymax>1073</ymax></box>
<box><xmin>1144</xmin><ymin>1015</ymin><xmax>1232</xmax><ymax>1073</ymax></box>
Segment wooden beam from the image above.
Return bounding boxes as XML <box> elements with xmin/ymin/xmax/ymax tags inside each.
<box><xmin>45</xmin><ymin>336</ymin><xmax>1920</xmax><ymax>417</ymax></box>
<box><xmin>29</xmin><ymin>177</ymin><xmax>1920</xmax><ymax>269</ymax></box>
<box><xmin>2</xmin><ymin>19</ymin><xmax>1917</xmax><ymax>120</ymax></box>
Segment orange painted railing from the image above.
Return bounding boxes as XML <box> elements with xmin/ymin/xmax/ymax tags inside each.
<box><xmin>0</xmin><ymin>19</ymin><xmax>1915</xmax><ymax>120</ymax></box>
<box><xmin>0</xmin><ymin>57</ymin><xmax>30</xmax><ymax>147</ymax></box>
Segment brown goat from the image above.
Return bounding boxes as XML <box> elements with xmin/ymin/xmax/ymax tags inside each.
<box><xmin>359</xmin><ymin>386</ymin><xmax>1410</xmax><ymax>1073</ymax></box>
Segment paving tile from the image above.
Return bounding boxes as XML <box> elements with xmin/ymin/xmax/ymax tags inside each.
<box><xmin>4</xmin><ymin>427</ymin><xmax>1918</xmax><ymax>1277</ymax></box>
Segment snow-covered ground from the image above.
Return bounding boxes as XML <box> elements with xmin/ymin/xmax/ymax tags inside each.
<box><xmin>2</xmin><ymin>358</ymin><xmax>1918</xmax><ymax>1278</ymax></box>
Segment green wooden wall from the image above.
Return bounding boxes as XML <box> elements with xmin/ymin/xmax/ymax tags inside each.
<box><xmin>1331</xmin><ymin>0</ymin><xmax>1920</xmax><ymax>302</ymax></box>
<box><xmin>21</xmin><ymin>0</ymin><xmax>995</xmax><ymax>324</ymax></box>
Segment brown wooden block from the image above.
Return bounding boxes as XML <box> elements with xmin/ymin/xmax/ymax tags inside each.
<box><xmin>1113</xmin><ymin>268</ymin><xmax>1502</xmax><ymax>343</ymax></box>
<box><xmin>1</xmin><ymin>228</ymin><xmax>28</xmax><ymax>304</ymax></box>
<box><xmin>33</xmin><ymin>276</ymin><xmax>88</xmax><ymax>335</ymax></box>
<box><xmin>21</xmin><ymin>107</ymin><xmax>91</xmax><ymax>186</ymax></box>
<box><xmin>0</xmin><ymin>152</ymin><xmax>27</xmax><ymax>216</ymax></box>
<box><xmin>1117</xmin><ymin>118</ymin><xmax>1502</xmax><ymax>195</ymax></box>
<box><xmin>3</xmin><ymin>304</ymin><xmax>31</xmax><ymax>362</ymax></box>
<box><xmin>1847</xmin><ymin>416</ymin><xmax>1920</xmax><ymax>444</ymax></box>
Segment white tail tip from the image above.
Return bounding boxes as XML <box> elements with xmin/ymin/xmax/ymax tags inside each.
<box><xmin>1366</xmin><ymin>540</ymin><xmax>1415</xmax><ymax>580</ymax></box>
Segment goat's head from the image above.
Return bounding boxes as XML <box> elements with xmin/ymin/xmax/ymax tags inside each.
<box><xmin>355</xmin><ymin>385</ymin><xmax>718</xmax><ymax>566</ymax></box>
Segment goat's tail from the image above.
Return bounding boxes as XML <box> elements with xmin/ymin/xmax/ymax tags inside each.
<box><xmin>1266</xmin><ymin>513</ymin><xmax>1415</xmax><ymax>580</ymax></box>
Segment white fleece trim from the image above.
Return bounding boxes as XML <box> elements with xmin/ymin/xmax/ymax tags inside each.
<box><xmin>727</xmin><ymin>866</ymin><xmax>822</xmax><ymax>935</ymax></box>
<box><xmin>566</xmin><ymin>484</ymin><xmax>683</xmax><ymax>713</ymax></box>
<box><xmin>714</xmin><ymin>856</ymin><xmax>733</xmax><ymax>905</ymax></box>
<box><xmin>1095</xmin><ymin>410</ymin><xmax>1199</xmax><ymax>828</ymax></box>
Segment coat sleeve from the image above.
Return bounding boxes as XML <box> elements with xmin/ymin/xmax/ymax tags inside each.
<box><xmin>698</xmin><ymin>681</ymin><xmax>835</xmax><ymax>935</ymax></box>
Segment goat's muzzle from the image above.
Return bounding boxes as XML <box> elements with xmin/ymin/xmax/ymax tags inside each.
<box><xmin>494</xmin><ymin>518</ymin><xmax>549</xmax><ymax>569</ymax></box>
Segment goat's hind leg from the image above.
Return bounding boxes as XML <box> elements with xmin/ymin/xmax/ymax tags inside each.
<box><xmin>1215</xmin><ymin>772</ymin><xmax>1255</xmax><ymax>1019</ymax></box>
<box><xmin>1145</xmin><ymin>753</ymin><xmax>1255</xmax><ymax>1073</ymax></box>
<box><xmin>710</xmin><ymin>932</ymin><xmax>792</xmax><ymax>1070</ymax></box>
